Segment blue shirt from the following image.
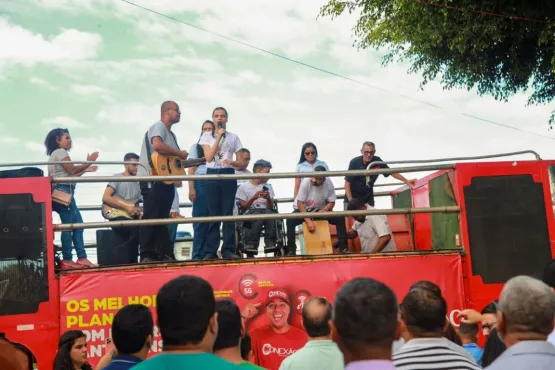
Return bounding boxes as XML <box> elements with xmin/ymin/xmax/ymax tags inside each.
<box><xmin>296</xmin><ymin>160</ymin><xmax>329</xmax><ymax>172</ymax></box>
<box><xmin>189</xmin><ymin>143</ymin><xmax>207</xmax><ymax>175</ymax></box>
<box><xmin>102</xmin><ymin>355</ymin><xmax>142</xmax><ymax>370</ymax></box>
<box><xmin>463</xmin><ymin>343</ymin><xmax>484</xmax><ymax>366</ymax></box>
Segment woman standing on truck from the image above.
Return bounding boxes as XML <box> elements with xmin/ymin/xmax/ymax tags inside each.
<box><xmin>45</xmin><ymin>128</ymin><xmax>98</xmax><ymax>269</ymax></box>
<box><xmin>293</xmin><ymin>142</ymin><xmax>329</xmax><ymax>199</ymax></box>
<box><xmin>53</xmin><ymin>330</ymin><xmax>93</xmax><ymax>370</ymax></box>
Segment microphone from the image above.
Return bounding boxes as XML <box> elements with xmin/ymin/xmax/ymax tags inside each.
<box><xmin>218</xmin><ymin>122</ymin><xmax>226</xmax><ymax>138</ymax></box>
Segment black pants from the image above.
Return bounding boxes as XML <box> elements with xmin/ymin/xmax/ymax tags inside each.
<box><xmin>286</xmin><ymin>209</ymin><xmax>348</xmax><ymax>253</ymax></box>
<box><xmin>243</xmin><ymin>208</ymin><xmax>277</xmax><ymax>247</ymax></box>
<box><xmin>139</xmin><ymin>182</ymin><xmax>175</xmax><ymax>260</ymax></box>
<box><xmin>109</xmin><ymin>216</ymin><xmax>140</xmax><ymax>263</ymax></box>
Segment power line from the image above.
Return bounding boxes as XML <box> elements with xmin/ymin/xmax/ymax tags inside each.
<box><xmin>119</xmin><ymin>0</ymin><xmax>555</xmax><ymax>141</ymax></box>
<box><xmin>405</xmin><ymin>0</ymin><xmax>553</xmax><ymax>24</ymax></box>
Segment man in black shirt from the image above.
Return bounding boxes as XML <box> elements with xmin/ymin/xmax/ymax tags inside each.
<box><xmin>344</xmin><ymin>141</ymin><xmax>414</xmax><ymax>206</ymax></box>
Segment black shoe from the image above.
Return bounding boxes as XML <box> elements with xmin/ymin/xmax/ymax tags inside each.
<box><xmin>244</xmin><ymin>244</ymin><xmax>258</xmax><ymax>254</ymax></box>
<box><xmin>203</xmin><ymin>255</ymin><xmax>217</xmax><ymax>260</ymax></box>
<box><xmin>160</xmin><ymin>254</ymin><xmax>176</xmax><ymax>261</ymax></box>
<box><xmin>264</xmin><ymin>244</ymin><xmax>278</xmax><ymax>253</ymax></box>
<box><xmin>140</xmin><ymin>257</ymin><xmax>157</xmax><ymax>263</ymax></box>
<box><xmin>285</xmin><ymin>251</ymin><xmax>296</xmax><ymax>256</ymax></box>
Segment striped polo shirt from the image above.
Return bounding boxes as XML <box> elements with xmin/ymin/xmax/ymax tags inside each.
<box><xmin>392</xmin><ymin>338</ymin><xmax>481</xmax><ymax>370</ymax></box>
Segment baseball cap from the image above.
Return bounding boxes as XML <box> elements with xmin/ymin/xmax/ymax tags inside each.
<box><xmin>265</xmin><ymin>288</ymin><xmax>290</xmax><ymax>306</ymax></box>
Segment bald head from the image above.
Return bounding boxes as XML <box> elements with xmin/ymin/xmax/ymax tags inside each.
<box><xmin>302</xmin><ymin>297</ymin><xmax>333</xmax><ymax>338</ymax></box>
<box><xmin>160</xmin><ymin>101</ymin><xmax>181</xmax><ymax>124</ymax></box>
<box><xmin>499</xmin><ymin>275</ymin><xmax>555</xmax><ymax>336</ymax></box>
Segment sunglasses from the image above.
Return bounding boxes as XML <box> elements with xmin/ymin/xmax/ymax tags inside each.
<box><xmin>304</xmin><ymin>151</ymin><xmax>316</xmax><ymax>156</ymax></box>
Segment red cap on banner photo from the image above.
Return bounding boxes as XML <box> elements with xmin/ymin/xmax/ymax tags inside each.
<box><xmin>265</xmin><ymin>287</ymin><xmax>290</xmax><ymax>306</ymax></box>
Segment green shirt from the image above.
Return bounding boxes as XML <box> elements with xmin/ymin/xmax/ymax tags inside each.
<box><xmin>133</xmin><ymin>353</ymin><xmax>238</xmax><ymax>370</ymax></box>
<box><xmin>278</xmin><ymin>340</ymin><xmax>344</xmax><ymax>370</ymax></box>
<box><xmin>237</xmin><ymin>362</ymin><xmax>266</xmax><ymax>369</ymax></box>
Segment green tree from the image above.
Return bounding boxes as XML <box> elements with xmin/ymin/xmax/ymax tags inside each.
<box><xmin>319</xmin><ymin>1</ymin><xmax>555</xmax><ymax>127</ymax></box>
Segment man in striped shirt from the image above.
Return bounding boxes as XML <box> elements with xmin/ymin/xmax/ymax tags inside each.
<box><xmin>392</xmin><ymin>289</ymin><xmax>481</xmax><ymax>370</ymax></box>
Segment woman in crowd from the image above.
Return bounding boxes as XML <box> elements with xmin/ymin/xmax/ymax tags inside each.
<box><xmin>481</xmin><ymin>328</ymin><xmax>506</xmax><ymax>367</ymax></box>
<box><xmin>53</xmin><ymin>330</ymin><xmax>93</xmax><ymax>370</ymax></box>
<box><xmin>293</xmin><ymin>142</ymin><xmax>329</xmax><ymax>198</ymax></box>
<box><xmin>45</xmin><ymin>128</ymin><xmax>98</xmax><ymax>269</ymax></box>
<box><xmin>188</xmin><ymin>120</ymin><xmax>214</xmax><ymax>260</ymax></box>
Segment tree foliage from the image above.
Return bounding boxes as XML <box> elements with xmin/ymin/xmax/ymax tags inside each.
<box><xmin>319</xmin><ymin>0</ymin><xmax>555</xmax><ymax>127</ymax></box>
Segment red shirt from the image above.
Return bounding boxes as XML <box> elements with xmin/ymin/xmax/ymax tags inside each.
<box><xmin>250</xmin><ymin>325</ymin><xmax>308</xmax><ymax>370</ymax></box>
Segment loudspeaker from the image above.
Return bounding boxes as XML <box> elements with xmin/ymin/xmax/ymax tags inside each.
<box><xmin>96</xmin><ymin>229</ymin><xmax>134</xmax><ymax>266</ymax></box>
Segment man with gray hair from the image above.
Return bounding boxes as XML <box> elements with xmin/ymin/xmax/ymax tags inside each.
<box><xmin>485</xmin><ymin>275</ymin><xmax>555</xmax><ymax>369</ymax></box>
<box><xmin>235</xmin><ymin>159</ymin><xmax>278</xmax><ymax>254</ymax></box>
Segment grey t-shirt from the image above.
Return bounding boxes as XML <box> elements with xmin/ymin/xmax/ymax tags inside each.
<box><xmin>138</xmin><ymin>121</ymin><xmax>180</xmax><ymax>177</ymax></box>
<box><xmin>107</xmin><ymin>173</ymin><xmax>142</xmax><ymax>201</ymax></box>
<box><xmin>48</xmin><ymin>148</ymin><xmax>71</xmax><ymax>178</ymax></box>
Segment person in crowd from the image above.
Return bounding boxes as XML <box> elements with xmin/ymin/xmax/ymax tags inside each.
<box><xmin>293</xmin><ymin>142</ymin><xmax>329</xmax><ymax>198</ymax></box>
<box><xmin>240</xmin><ymin>334</ymin><xmax>253</xmax><ymax>362</ymax></box>
<box><xmin>458</xmin><ymin>323</ymin><xmax>484</xmax><ymax>366</ymax></box>
<box><xmin>459</xmin><ymin>302</ymin><xmax>499</xmax><ymax>337</ymax></box>
<box><xmin>235</xmin><ymin>148</ymin><xmax>252</xmax><ymax>185</ymax></box>
<box><xmin>392</xmin><ymin>289</ymin><xmax>481</xmax><ymax>370</ymax></box>
<box><xmin>346</xmin><ymin>197</ymin><xmax>397</xmax><ymax>253</ymax></box>
<box><xmin>213</xmin><ymin>298</ymin><xmax>265</xmax><ymax>369</ymax></box>
<box><xmin>485</xmin><ymin>275</ymin><xmax>555</xmax><ymax>369</ymax></box>
<box><xmin>137</xmin><ymin>101</ymin><xmax>188</xmax><ymax>263</ymax></box>
<box><xmin>344</xmin><ymin>141</ymin><xmax>414</xmax><ymax>208</ymax></box>
<box><xmin>200</xmin><ymin>107</ymin><xmax>246</xmax><ymax>260</ymax></box>
<box><xmin>279</xmin><ymin>297</ymin><xmax>343</xmax><ymax>370</ymax></box>
<box><xmin>188</xmin><ymin>120</ymin><xmax>214</xmax><ymax>260</ymax></box>
<box><xmin>133</xmin><ymin>275</ymin><xmax>237</xmax><ymax>369</ymax></box>
<box><xmin>330</xmin><ymin>277</ymin><xmax>399</xmax><ymax>369</ymax></box>
<box><xmin>444</xmin><ymin>322</ymin><xmax>462</xmax><ymax>346</ymax></box>
<box><xmin>45</xmin><ymin>128</ymin><xmax>98</xmax><ymax>269</ymax></box>
<box><xmin>481</xmin><ymin>328</ymin><xmax>506</xmax><ymax>367</ymax></box>
<box><xmin>541</xmin><ymin>259</ymin><xmax>555</xmax><ymax>346</ymax></box>
<box><xmin>101</xmin><ymin>152</ymin><xmax>142</xmax><ymax>264</ymax></box>
<box><xmin>0</xmin><ymin>338</ymin><xmax>28</xmax><ymax>370</ymax></box>
<box><xmin>97</xmin><ymin>304</ymin><xmax>153</xmax><ymax>370</ymax></box>
<box><xmin>236</xmin><ymin>159</ymin><xmax>278</xmax><ymax>254</ymax></box>
<box><xmin>54</xmin><ymin>330</ymin><xmax>93</xmax><ymax>370</ymax></box>
<box><xmin>242</xmin><ymin>288</ymin><xmax>308</xmax><ymax>369</ymax></box>
<box><xmin>285</xmin><ymin>166</ymin><xmax>348</xmax><ymax>256</ymax></box>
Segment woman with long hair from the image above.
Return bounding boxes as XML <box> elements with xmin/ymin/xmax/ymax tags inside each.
<box><xmin>45</xmin><ymin>128</ymin><xmax>98</xmax><ymax>269</ymax></box>
<box><xmin>481</xmin><ymin>328</ymin><xmax>506</xmax><ymax>367</ymax></box>
<box><xmin>188</xmin><ymin>120</ymin><xmax>215</xmax><ymax>260</ymax></box>
<box><xmin>293</xmin><ymin>142</ymin><xmax>329</xmax><ymax>198</ymax></box>
<box><xmin>53</xmin><ymin>330</ymin><xmax>93</xmax><ymax>370</ymax></box>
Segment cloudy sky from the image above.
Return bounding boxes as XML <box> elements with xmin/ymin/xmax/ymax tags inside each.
<box><xmin>2</xmin><ymin>0</ymin><xmax>555</xmax><ymax>242</ymax></box>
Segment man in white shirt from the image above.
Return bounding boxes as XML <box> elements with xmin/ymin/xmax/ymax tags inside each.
<box><xmin>236</xmin><ymin>160</ymin><xmax>277</xmax><ymax>255</ymax></box>
<box><xmin>285</xmin><ymin>166</ymin><xmax>348</xmax><ymax>256</ymax></box>
<box><xmin>346</xmin><ymin>198</ymin><xmax>397</xmax><ymax>253</ymax></box>
<box><xmin>198</xmin><ymin>107</ymin><xmax>247</xmax><ymax>259</ymax></box>
<box><xmin>235</xmin><ymin>148</ymin><xmax>252</xmax><ymax>185</ymax></box>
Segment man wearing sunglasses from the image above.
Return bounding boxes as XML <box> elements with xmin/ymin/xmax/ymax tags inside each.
<box><xmin>344</xmin><ymin>141</ymin><xmax>414</xmax><ymax>208</ymax></box>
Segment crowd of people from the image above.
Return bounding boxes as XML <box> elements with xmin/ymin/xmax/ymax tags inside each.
<box><xmin>2</xmin><ymin>259</ymin><xmax>555</xmax><ymax>370</ymax></box>
<box><xmin>45</xmin><ymin>101</ymin><xmax>415</xmax><ymax>269</ymax></box>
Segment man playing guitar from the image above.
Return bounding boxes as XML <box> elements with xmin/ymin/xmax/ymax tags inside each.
<box><xmin>102</xmin><ymin>152</ymin><xmax>142</xmax><ymax>263</ymax></box>
<box><xmin>137</xmin><ymin>101</ymin><xmax>188</xmax><ymax>263</ymax></box>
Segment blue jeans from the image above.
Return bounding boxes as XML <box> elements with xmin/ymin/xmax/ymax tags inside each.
<box><xmin>52</xmin><ymin>184</ymin><xmax>87</xmax><ymax>261</ymax></box>
<box><xmin>204</xmin><ymin>168</ymin><xmax>237</xmax><ymax>258</ymax></box>
<box><xmin>192</xmin><ymin>180</ymin><xmax>210</xmax><ymax>260</ymax></box>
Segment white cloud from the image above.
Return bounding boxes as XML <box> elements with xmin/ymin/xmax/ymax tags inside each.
<box><xmin>29</xmin><ymin>76</ymin><xmax>57</xmax><ymax>90</ymax></box>
<box><xmin>0</xmin><ymin>136</ymin><xmax>17</xmax><ymax>144</ymax></box>
<box><xmin>24</xmin><ymin>142</ymin><xmax>45</xmax><ymax>153</ymax></box>
<box><xmin>0</xmin><ymin>17</ymin><xmax>102</xmax><ymax>66</ymax></box>
<box><xmin>41</xmin><ymin>116</ymin><xmax>87</xmax><ymax>128</ymax></box>
<box><xmin>71</xmin><ymin>84</ymin><xmax>107</xmax><ymax>95</ymax></box>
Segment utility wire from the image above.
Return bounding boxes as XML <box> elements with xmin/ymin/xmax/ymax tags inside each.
<box><xmin>120</xmin><ymin>0</ymin><xmax>555</xmax><ymax>141</ymax></box>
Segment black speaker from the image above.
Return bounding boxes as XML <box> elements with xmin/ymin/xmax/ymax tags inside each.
<box><xmin>0</xmin><ymin>167</ymin><xmax>43</xmax><ymax>179</ymax></box>
<box><xmin>96</xmin><ymin>229</ymin><xmax>133</xmax><ymax>266</ymax></box>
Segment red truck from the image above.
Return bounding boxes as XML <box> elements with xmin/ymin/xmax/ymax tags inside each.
<box><xmin>0</xmin><ymin>157</ymin><xmax>553</xmax><ymax>368</ymax></box>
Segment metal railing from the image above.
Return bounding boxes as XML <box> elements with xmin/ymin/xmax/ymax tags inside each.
<box><xmin>0</xmin><ymin>160</ymin><xmax>150</xmax><ymax>172</ymax></box>
<box><xmin>52</xmin><ymin>164</ymin><xmax>454</xmax><ymax>183</ymax></box>
<box><xmin>54</xmin><ymin>206</ymin><xmax>460</xmax><ymax>231</ymax></box>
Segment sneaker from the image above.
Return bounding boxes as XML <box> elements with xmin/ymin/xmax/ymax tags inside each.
<box><xmin>60</xmin><ymin>260</ymin><xmax>81</xmax><ymax>270</ymax></box>
<box><xmin>244</xmin><ymin>244</ymin><xmax>258</xmax><ymax>254</ymax></box>
<box><xmin>76</xmin><ymin>258</ymin><xmax>97</xmax><ymax>268</ymax></box>
<box><xmin>264</xmin><ymin>243</ymin><xmax>278</xmax><ymax>253</ymax></box>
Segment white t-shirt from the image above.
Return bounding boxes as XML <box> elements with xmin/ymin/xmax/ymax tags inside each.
<box><xmin>353</xmin><ymin>204</ymin><xmax>397</xmax><ymax>253</ymax></box>
<box><xmin>198</xmin><ymin>131</ymin><xmax>243</xmax><ymax>169</ymax></box>
<box><xmin>236</xmin><ymin>181</ymin><xmax>275</xmax><ymax>210</ymax></box>
<box><xmin>48</xmin><ymin>148</ymin><xmax>71</xmax><ymax>178</ymax></box>
<box><xmin>294</xmin><ymin>178</ymin><xmax>336</xmax><ymax>211</ymax></box>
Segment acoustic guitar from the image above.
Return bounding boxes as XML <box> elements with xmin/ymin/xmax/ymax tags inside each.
<box><xmin>150</xmin><ymin>153</ymin><xmax>206</xmax><ymax>185</ymax></box>
<box><xmin>102</xmin><ymin>198</ymin><xmax>142</xmax><ymax>220</ymax></box>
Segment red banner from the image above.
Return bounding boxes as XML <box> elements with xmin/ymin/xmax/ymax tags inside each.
<box><xmin>60</xmin><ymin>254</ymin><xmax>464</xmax><ymax>369</ymax></box>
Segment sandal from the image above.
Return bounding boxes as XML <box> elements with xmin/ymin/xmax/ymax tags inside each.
<box><xmin>76</xmin><ymin>258</ymin><xmax>98</xmax><ymax>268</ymax></box>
